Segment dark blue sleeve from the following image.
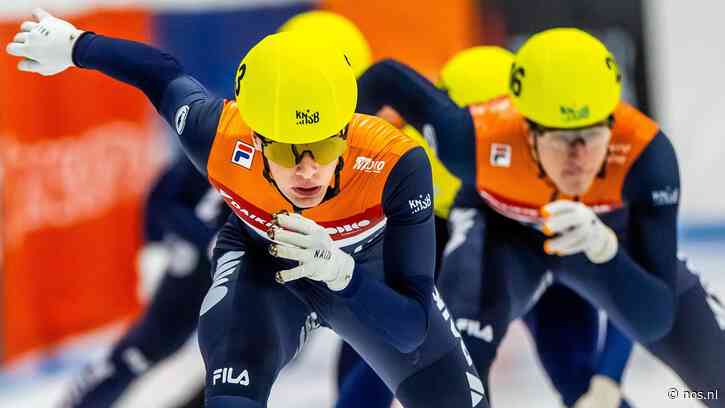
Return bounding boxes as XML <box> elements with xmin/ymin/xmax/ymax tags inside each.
<box><xmin>596</xmin><ymin>320</ymin><xmax>633</xmax><ymax>382</ymax></box>
<box><xmin>618</xmin><ymin>131</ymin><xmax>680</xmax><ymax>340</ymax></box>
<box><xmin>565</xmin><ymin>132</ymin><xmax>679</xmax><ymax>343</ymax></box>
<box><xmin>72</xmin><ymin>33</ymin><xmax>222</xmax><ymax>173</ymax></box>
<box><xmin>338</xmin><ymin>147</ymin><xmax>435</xmax><ymax>353</ymax></box>
<box><xmin>145</xmin><ymin>157</ymin><xmax>217</xmax><ymax>250</ymax></box>
<box><xmin>622</xmin><ymin>131</ymin><xmax>680</xmax><ymax>299</ymax></box>
<box><xmin>357</xmin><ymin>59</ymin><xmax>477</xmax><ymax>185</ymax></box>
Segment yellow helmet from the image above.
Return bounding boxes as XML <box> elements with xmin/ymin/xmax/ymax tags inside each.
<box><xmin>438</xmin><ymin>46</ymin><xmax>514</xmax><ymax>107</ymax></box>
<box><xmin>509</xmin><ymin>28</ymin><xmax>622</xmax><ymax>129</ymax></box>
<box><xmin>234</xmin><ymin>31</ymin><xmax>357</xmax><ymax>144</ymax></box>
<box><xmin>278</xmin><ymin>11</ymin><xmax>372</xmax><ymax>77</ymax></box>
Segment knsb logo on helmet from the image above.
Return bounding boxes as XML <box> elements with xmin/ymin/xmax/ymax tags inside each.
<box><xmin>509</xmin><ymin>27</ymin><xmax>622</xmax><ymax>129</ymax></box>
<box><xmin>560</xmin><ymin>105</ymin><xmax>590</xmax><ymax>122</ymax></box>
<box><xmin>234</xmin><ymin>31</ymin><xmax>357</xmax><ymax>145</ymax></box>
<box><xmin>296</xmin><ymin>109</ymin><xmax>320</xmax><ymax>126</ymax></box>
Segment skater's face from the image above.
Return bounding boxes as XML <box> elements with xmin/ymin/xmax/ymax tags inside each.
<box><xmin>528</xmin><ymin>122</ymin><xmax>611</xmax><ymax>196</ymax></box>
<box><xmin>254</xmin><ymin>135</ymin><xmax>339</xmax><ymax>208</ymax></box>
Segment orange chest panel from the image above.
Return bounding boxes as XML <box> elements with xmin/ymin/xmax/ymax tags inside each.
<box><xmin>471</xmin><ymin>98</ymin><xmax>659</xmax><ymax>223</ymax></box>
<box><xmin>206</xmin><ymin>104</ymin><xmax>417</xmax><ymax>246</ymax></box>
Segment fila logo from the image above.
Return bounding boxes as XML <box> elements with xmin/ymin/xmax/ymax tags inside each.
<box><xmin>212</xmin><ymin>368</ymin><xmax>250</xmax><ymax>386</ymax></box>
<box><xmin>490</xmin><ymin>143</ymin><xmax>511</xmax><ymax>167</ymax></box>
<box><xmin>175</xmin><ymin>105</ymin><xmax>190</xmax><ymax>135</ymax></box>
<box><xmin>231</xmin><ymin>141</ymin><xmax>255</xmax><ymax>169</ymax></box>
<box><xmin>456</xmin><ymin>319</ymin><xmax>494</xmax><ymax>343</ymax></box>
<box><xmin>353</xmin><ymin>156</ymin><xmax>385</xmax><ymax>173</ymax></box>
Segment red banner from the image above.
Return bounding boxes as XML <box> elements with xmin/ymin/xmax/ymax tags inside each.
<box><xmin>0</xmin><ymin>9</ymin><xmax>159</xmax><ymax>362</ymax></box>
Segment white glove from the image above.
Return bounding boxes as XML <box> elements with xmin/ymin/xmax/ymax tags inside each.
<box><xmin>573</xmin><ymin>375</ymin><xmax>622</xmax><ymax>408</ymax></box>
<box><xmin>267</xmin><ymin>212</ymin><xmax>354</xmax><ymax>291</ymax></box>
<box><xmin>541</xmin><ymin>200</ymin><xmax>618</xmax><ymax>264</ymax></box>
<box><xmin>5</xmin><ymin>8</ymin><xmax>84</xmax><ymax>76</ymax></box>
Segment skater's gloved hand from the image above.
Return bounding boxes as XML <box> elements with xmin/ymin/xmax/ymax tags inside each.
<box><xmin>573</xmin><ymin>375</ymin><xmax>622</xmax><ymax>408</ymax></box>
<box><xmin>267</xmin><ymin>211</ymin><xmax>354</xmax><ymax>291</ymax></box>
<box><xmin>541</xmin><ymin>200</ymin><xmax>618</xmax><ymax>264</ymax></box>
<box><xmin>5</xmin><ymin>8</ymin><xmax>84</xmax><ymax>76</ymax></box>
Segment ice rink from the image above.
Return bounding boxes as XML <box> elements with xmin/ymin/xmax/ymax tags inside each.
<box><xmin>1</xmin><ymin>236</ymin><xmax>722</xmax><ymax>408</ymax></box>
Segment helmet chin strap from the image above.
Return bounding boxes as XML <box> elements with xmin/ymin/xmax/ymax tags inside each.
<box><xmin>322</xmin><ymin>158</ymin><xmax>345</xmax><ymax>202</ymax></box>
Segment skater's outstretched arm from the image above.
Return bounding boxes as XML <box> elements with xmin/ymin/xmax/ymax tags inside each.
<box><xmin>6</xmin><ymin>9</ymin><xmax>223</xmax><ymax>174</ymax></box>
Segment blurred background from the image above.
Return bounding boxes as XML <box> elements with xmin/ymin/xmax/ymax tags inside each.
<box><xmin>0</xmin><ymin>0</ymin><xmax>722</xmax><ymax>407</ymax></box>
